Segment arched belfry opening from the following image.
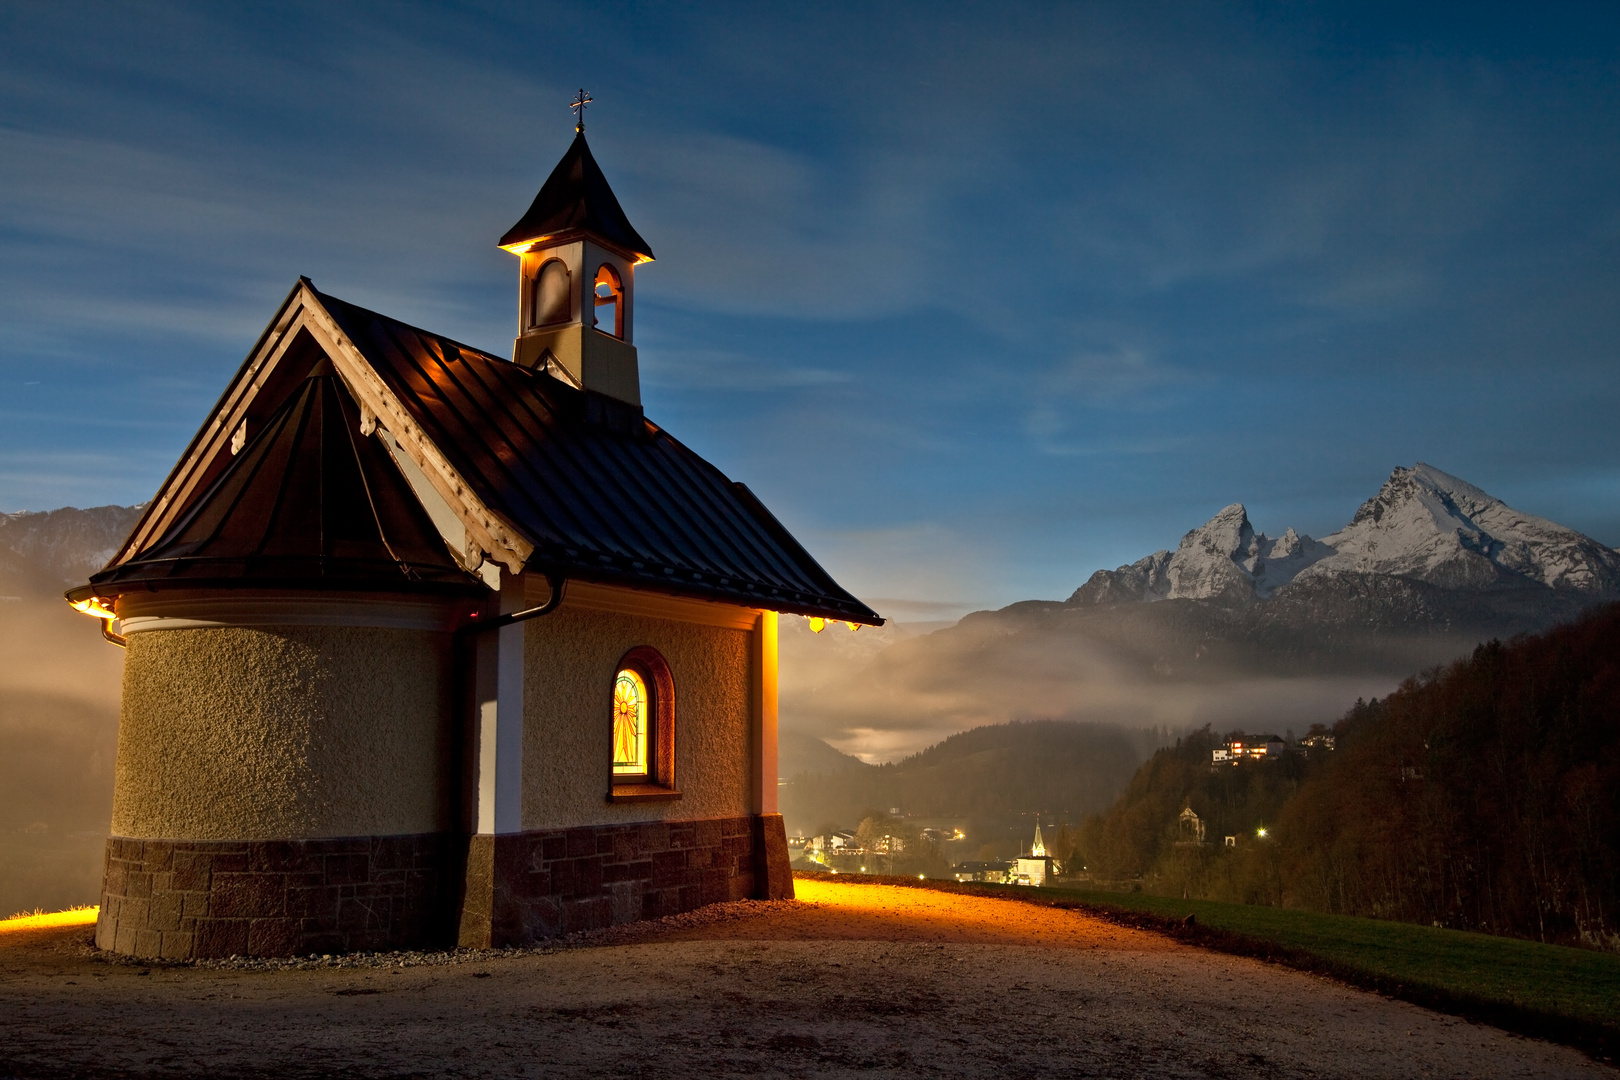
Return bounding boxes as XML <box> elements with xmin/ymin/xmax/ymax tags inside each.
<box><xmin>530</xmin><ymin>259</ymin><xmax>571</xmax><ymax>328</ymax></box>
<box><xmin>593</xmin><ymin>263</ymin><xmax>623</xmax><ymax>338</ymax></box>
<box><xmin>499</xmin><ymin>116</ymin><xmax>653</xmax><ymax>406</ymax></box>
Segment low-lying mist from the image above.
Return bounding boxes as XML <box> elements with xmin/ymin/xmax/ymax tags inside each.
<box><xmin>0</xmin><ymin>591</ymin><xmax>121</xmax><ymax>915</ymax></box>
<box><xmin>777</xmin><ymin>605</ymin><xmax>1416</xmax><ymax>764</ymax></box>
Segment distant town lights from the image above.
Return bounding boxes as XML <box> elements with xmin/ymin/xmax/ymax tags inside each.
<box><xmin>1257</xmin><ymin>827</ymin><xmax>1269</xmax><ymax>838</ymax></box>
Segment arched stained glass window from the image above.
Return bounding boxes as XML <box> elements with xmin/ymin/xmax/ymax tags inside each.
<box><xmin>609</xmin><ymin>646</ymin><xmax>676</xmax><ymax>799</ymax></box>
<box><xmin>612</xmin><ymin>667</ymin><xmax>648</xmax><ymax>777</ymax></box>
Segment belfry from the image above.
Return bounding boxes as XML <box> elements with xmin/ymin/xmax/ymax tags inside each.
<box><xmin>68</xmin><ymin>104</ymin><xmax>881</xmax><ymax>960</ymax></box>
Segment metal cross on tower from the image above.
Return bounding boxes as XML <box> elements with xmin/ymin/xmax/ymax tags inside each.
<box><xmin>571</xmin><ymin>89</ymin><xmax>592</xmax><ymax>133</ymax></box>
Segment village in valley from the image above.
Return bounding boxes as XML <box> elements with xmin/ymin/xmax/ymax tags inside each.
<box><xmin>787</xmin><ymin>728</ymin><xmax>1338</xmax><ymax>887</ymax></box>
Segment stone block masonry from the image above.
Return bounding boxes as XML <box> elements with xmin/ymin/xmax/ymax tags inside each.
<box><xmin>457</xmin><ymin>813</ymin><xmax>792</xmax><ymax>948</ymax></box>
<box><xmin>96</xmin><ymin>833</ymin><xmax>453</xmax><ymax>961</ymax></box>
<box><xmin>96</xmin><ymin>814</ymin><xmax>793</xmax><ymax>959</ymax></box>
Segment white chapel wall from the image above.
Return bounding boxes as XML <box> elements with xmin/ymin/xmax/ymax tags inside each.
<box><xmin>519</xmin><ymin>602</ymin><xmax>754</xmax><ymax>829</ymax></box>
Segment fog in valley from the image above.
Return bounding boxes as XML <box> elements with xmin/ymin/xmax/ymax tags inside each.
<box><xmin>777</xmin><ymin>608</ymin><xmax>1406</xmax><ymax>766</ymax></box>
<box><xmin>0</xmin><ymin>575</ymin><xmax>122</xmax><ymax>915</ymax></box>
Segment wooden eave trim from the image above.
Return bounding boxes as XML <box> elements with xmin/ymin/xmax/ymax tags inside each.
<box><xmin>111</xmin><ymin>283</ymin><xmax>309</xmax><ymax>567</ymax></box>
<box><xmin>296</xmin><ymin>284</ymin><xmax>534</xmax><ymax>575</ymax></box>
<box><xmin>510</xmin><ymin>229</ymin><xmax>646</xmax><ymax>265</ymax></box>
<box><xmin>545</xmin><ymin>577</ymin><xmax>761</xmax><ymax>631</ymax></box>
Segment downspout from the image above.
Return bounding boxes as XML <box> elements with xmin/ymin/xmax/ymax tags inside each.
<box><xmin>447</xmin><ymin>572</ymin><xmax>565</xmax><ymax>946</ymax></box>
<box><xmin>453</xmin><ymin>573</ymin><xmax>568</xmax><ymax>640</ymax></box>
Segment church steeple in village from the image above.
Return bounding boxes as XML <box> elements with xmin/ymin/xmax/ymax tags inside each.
<box><xmin>498</xmin><ymin>91</ymin><xmax>654</xmax><ymax>405</ymax></box>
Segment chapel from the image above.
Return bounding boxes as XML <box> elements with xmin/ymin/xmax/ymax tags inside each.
<box><xmin>67</xmin><ymin>111</ymin><xmax>881</xmax><ymax>961</ymax></box>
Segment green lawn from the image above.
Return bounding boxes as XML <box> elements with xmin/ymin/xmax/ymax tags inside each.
<box><xmin>835</xmin><ymin>875</ymin><xmax>1620</xmax><ymax>1056</ymax></box>
<box><xmin>1047</xmin><ymin>887</ymin><xmax>1619</xmax><ymax>1027</ymax></box>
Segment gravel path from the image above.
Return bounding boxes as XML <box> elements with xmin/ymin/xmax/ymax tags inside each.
<box><xmin>1</xmin><ymin>879</ymin><xmax>1610</xmax><ymax>1079</ymax></box>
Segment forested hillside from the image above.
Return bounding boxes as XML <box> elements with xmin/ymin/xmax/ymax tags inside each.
<box><xmin>1080</xmin><ymin>603</ymin><xmax>1620</xmax><ymax>949</ymax></box>
<box><xmin>780</xmin><ymin>720</ymin><xmax>1164</xmax><ymax>845</ymax></box>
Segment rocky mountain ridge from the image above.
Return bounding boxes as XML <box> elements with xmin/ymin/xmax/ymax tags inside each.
<box><xmin>0</xmin><ymin>504</ymin><xmax>147</xmax><ymax>596</ymax></box>
<box><xmin>1070</xmin><ymin>464</ymin><xmax>1620</xmax><ymax>609</ymax></box>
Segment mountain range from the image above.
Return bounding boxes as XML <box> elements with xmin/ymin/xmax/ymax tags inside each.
<box><xmin>1072</xmin><ymin>463</ymin><xmax>1620</xmax><ymax>607</ymax></box>
<box><xmin>0</xmin><ymin>504</ymin><xmax>147</xmax><ymax>596</ymax></box>
<box><xmin>778</xmin><ymin>464</ymin><xmax>1620</xmax><ymax>761</ymax></box>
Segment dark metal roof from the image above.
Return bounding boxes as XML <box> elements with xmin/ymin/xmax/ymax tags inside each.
<box><xmin>79</xmin><ymin>363</ymin><xmax>482</xmax><ymax>600</ymax></box>
<box><xmin>498</xmin><ymin>132</ymin><xmax>655</xmax><ymax>261</ymax></box>
<box><xmin>317</xmin><ymin>289</ymin><xmax>881</xmax><ymax>624</ymax></box>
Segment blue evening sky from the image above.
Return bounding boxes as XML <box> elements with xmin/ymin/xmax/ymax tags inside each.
<box><xmin>3</xmin><ymin>2</ymin><xmax>1618</xmax><ymax>618</ymax></box>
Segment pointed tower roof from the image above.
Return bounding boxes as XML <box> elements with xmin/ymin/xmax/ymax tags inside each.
<box><xmin>83</xmin><ymin>363</ymin><xmax>480</xmax><ymax>598</ymax></box>
<box><xmin>1031</xmin><ymin>822</ymin><xmax>1046</xmax><ymax>857</ymax></box>
<box><xmin>498</xmin><ymin>132</ymin><xmax>654</xmax><ymax>262</ymax></box>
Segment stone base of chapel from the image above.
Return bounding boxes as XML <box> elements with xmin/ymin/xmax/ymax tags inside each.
<box><xmin>456</xmin><ymin>813</ymin><xmax>794</xmax><ymax>949</ymax></box>
<box><xmin>95</xmin><ymin>833</ymin><xmax>455</xmax><ymax>961</ymax></box>
<box><xmin>94</xmin><ymin>815</ymin><xmax>794</xmax><ymax>960</ymax></box>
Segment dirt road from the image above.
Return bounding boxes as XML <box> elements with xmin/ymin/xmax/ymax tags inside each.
<box><xmin>1</xmin><ymin>878</ymin><xmax>1609</xmax><ymax>1078</ymax></box>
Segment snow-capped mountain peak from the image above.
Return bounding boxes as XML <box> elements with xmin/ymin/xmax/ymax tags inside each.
<box><xmin>1301</xmin><ymin>463</ymin><xmax>1620</xmax><ymax>593</ymax></box>
<box><xmin>1070</xmin><ymin>464</ymin><xmax>1620</xmax><ymax>606</ymax></box>
<box><xmin>1071</xmin><ymin>503</ymin><xmax>1332</xmax><ymax>604</ymax></box>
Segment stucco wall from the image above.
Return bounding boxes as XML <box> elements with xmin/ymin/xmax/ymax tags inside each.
<box><xmin>520</xmin><ymin>608</ymin><xmax>753</xmax><ymax>829</ymax></box>
<box><xmin>113</xmin><ymin>625</ymin><xmax>453</xmax><ymax>839</ymax></box>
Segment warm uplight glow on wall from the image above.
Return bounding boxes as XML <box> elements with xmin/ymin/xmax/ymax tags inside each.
<box><xmin>500</xmin><ymin>236</ymin><xmax>552</xmax><ymax>255</ymax></box>
<box><xmin>808</xmin><ymin>617</ymin><xmax>862</xmax><ymax>634</ymax></box>
<box><xmin>0</xmin><ymin>906</ymin><xmax>98</xmax><ymax>934</ymax></box>
<box><xmin>68</xmin><ymin>597</ymin><xmax>116</xmax><ymax>620</ymax></box>
<box><xmin>499</xmin><ymin>238</ymin><xmax>653</xmax><ymax>265</ymax></box>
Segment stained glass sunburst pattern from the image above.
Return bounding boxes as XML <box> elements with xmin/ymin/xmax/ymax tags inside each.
<box><xmin>612</xmin><ymin>668</ymin><xmax>648</xmax><ymax>777</ymax></box>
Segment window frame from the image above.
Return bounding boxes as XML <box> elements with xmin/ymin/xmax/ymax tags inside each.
<box><xmin>608</xmin><ymin>645</ymin><xmax>679</xmax><ymax>802</ymax></box>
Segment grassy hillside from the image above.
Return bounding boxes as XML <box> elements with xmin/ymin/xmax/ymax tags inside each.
<box><xmin>821</xmin><ymin>874</ymin><xmax>1620</xmax><ymax>1058</ymax></box>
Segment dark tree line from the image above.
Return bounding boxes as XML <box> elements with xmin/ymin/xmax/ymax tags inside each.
<box><xmin>1079</xmin><ymin>603</ymin><xmax>1620</xmax><ymax>949</ymax></box>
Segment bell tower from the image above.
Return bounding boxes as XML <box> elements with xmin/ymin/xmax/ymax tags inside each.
<box><xmin>499</xmin><ymin>92</ymin><xmax>654</xmax><ymax>406</ymax></box>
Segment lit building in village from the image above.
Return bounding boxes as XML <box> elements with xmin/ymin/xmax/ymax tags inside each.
<box><xmin>1211</xmin><ymin>735</ymin><xmax>1285</xmax><ymax>765</ymax></box>
<box><xmin>67</xmin><ymin>111</ymin><xmax>881</xmax><ymax>961</ymax></box>
<box><xmin>1011</xmin><ymin>822</ymin><xmax>1056</xmax><ymax>886</ymax></box>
